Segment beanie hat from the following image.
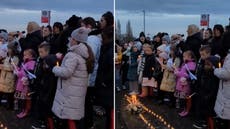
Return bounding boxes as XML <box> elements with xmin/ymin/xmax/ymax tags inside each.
<box><xmin>71</xmin><ymin>27</ymin><xmax>91</xmax><ymax>43</ymax></box>
<box><xmin>0</xmin><ymin>31</ymin><xmax>8</xmax><ymax>41</ymax></box>
<box><xmin>213</xmin><ymin>24</ymin><xmax>224</xmax><ymax>35</ymax></box>
<box><xmin>66</xmin><ymin>15</ymin><xmax>82</xmax><ymax>28</ymax></box>
<box><xmin>139</xmin><ymin>32</ymin><xmax>145</xmax><ymax>38</ymax></box>
<box><xmin>162</xmin><ymin>35</ymin><xmax>170</xmax><ymax>44</ymax></box>
<box><xmin>157</xmin><ymin>44</ymin><xmax>167</xmax><ymax>52</ymax></box>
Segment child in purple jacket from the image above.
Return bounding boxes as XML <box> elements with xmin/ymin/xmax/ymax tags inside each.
<box><xmin>174</xmin><ymin>50</ymin><xmax>196</xmax><ymax>117</ymax></box>
<box><xmin>14</xmin><ymin>49</ymin><xmax>36</xmax><ymax>118</ymax></box>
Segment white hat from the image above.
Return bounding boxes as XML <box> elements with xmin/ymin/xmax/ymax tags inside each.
<box><xmin>71</xmin><ymin>27</ymin><xmax>91</xmax><ymax>43</ymax></box>
<box><xmin>157</xmin><ymin>44</ymin><xmax>167</xmax><ymax>52</ymax></box>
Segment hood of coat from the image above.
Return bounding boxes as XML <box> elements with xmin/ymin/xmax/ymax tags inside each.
<box><xmin>69</xmin><ymin>43</ymin><xmax>89</xmax><ymax>59</ymax></box>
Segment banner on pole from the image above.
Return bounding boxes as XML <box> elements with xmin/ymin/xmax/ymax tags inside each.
<box><xmin>41</xmin><ymin>10</ymin><xmax>51</xmax><ymax>24</ymax></box>
<box><xmin>200</xmin><ymin>14</ymin><xmax>209</xmax><ymax>26</ymax></box>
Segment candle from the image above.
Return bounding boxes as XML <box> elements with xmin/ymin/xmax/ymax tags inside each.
<box><xmin>56</xmin><ymin>61</ymin><xmax>59</xmax><ymax>66</ymax></box>
<box><xmin>218</xmin><ymin>62</ymin><xmax>221</xmax><ymax>68</ymax></box>
<box><xmin>152</xmin><ymin>67</ymin><xmax>154</xmax><ymax>71</ymax></box>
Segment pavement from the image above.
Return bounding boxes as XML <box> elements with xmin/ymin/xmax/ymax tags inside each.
<box><xmin>116</xmin><ymin>91</ymin><xmax>196</xmax><ymax>129</ymax></box>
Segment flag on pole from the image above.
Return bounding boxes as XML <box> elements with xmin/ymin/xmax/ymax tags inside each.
<box><xmin>200</xmin><ymin>14</ymin><xmax>209</xmax><ymax>26</ymax></box>
<box><xmin>41</xmin><ymin>10</ymin><xmax>51</xmax><ymax>24</ymax></box>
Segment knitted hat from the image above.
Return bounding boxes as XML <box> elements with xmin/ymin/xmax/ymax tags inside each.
<box><xmin>157</xmin><ymin>44</ymin><xmax>167</xmax><ymax>52</ymax></box>
<box><xmin>71</xmin><ymin>27</ymin><xmax>91</xmax><ymax>43</ymax></box>
<box><xmin>162</xmin><ymin>35</ymin><xmax>170</xmax><ymax>44</ymax></box>
<box><xmin>213</xmin><ymin>24</ymin><xmax>224</xmax><ymax>35</ymax></box>
<box><xmin>139</xmin><ymin>32</ymin><xmax>145</xmax><ymax>38</ymax></box>
<box><xmin>0</xmin><ymin>31</ymin><xmax>8</xmax><ymax>41</ymax></box>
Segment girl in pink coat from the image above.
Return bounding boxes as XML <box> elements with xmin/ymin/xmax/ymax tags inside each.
<box><xmin>174</xmin><ymin>50</ymin><xmax>196</xmax><ymax>117</ymax></box>
<box><xmin>14</xmin><ymin>49</ymin><xmax>36</xmax><ymax>118</ymax></box>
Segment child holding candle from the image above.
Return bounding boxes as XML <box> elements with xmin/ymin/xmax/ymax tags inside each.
<box><xmin>30</xmin><ymin>42</ymin><xmax>59</xmax><ymax>129</ymax></box>
<box><xmin>14</xmin><ymin>49</ymin><xmax>36</xmax><ymax>118</ymax></box>
<box><xmin>174</xmin><ymin>50</ymin><xmax>196</xmax><ymax>117</ymax></box>
<box><xmin>0</xmin><ymin>42</ymin><xmax>19</xmax><ymax>109</ymax></box>
<box><xmin>193</xmin><ymin>46</ymin><xmax>219</xmax><ymax>129</ymax></box>
<box><xmin>139</xmin><ymin>45</ymin><xmax>159</xmax><ymax>97</ymax></box>
<box><xmin>127</xmin><ymin>45</ymin><xmax>140</xmax><ymax>94</ymax></box>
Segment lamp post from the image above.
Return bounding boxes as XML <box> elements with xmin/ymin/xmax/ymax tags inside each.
<box><xmin>143</xmin><ymin>10</ymin><xmax>145</xmax><ymax>34</ymax></box>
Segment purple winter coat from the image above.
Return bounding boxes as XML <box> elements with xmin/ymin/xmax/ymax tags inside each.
<box><xmin>175</xmin><ymin>60</ymin><xmax>196</xmax><ymax>95</ymax></box>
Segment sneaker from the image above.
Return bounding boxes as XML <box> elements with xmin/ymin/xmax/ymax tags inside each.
<box><xmin>193</xmin><ymin>120</ymin><xmax>206</xmax><ymax>129</ymax></box>
<box><xmin>179</xmin><ymin>111</ymin><xmax>189</xmax><ymax>117</ymax></box>
<box><xmin>31</xmin><ymin>120</ymin><xmax>46</xmax><ymax>129</ymax></box>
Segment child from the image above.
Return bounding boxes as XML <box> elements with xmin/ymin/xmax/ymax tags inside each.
<box><xmin>127</xmin><ymin>45</ymin><xmax>140</xmax><ymax>94</ymax></box>
<box><xmin>139</xmin><ymin>45</ymin><xmax>159</xmax><ymax>97</ymax></box>
<box><xmin>31</xmin><ymin>42</ymin><xmax>58</xmax><ymax>129</ymax></box>
<box><xmin>174</xmin><ymin>50</ymin><xmax>196</xmax><ymax>117</ymax></box>
<box><xmin>115</xmin><ymin>45</ymin><xmax>123</xmax><ymax>91</ymax></box>
<box><xmin>193</xmin><ymin>46</ymin><xmax>219</xmax><ymax>129</ymax></box>
<box><xmin>0</xmin><ymin>42</ymin><xmax>19</xmax><ymax>109</ymax></box>
<box><xmin>14</xmin><ymin>49</ymin><xmax>36</xmax><ymax>118</ymax></box>
<box><xmin>160</xmin><ymin>45</ymin><xmax>181</xmax><ymax>106</ymax></box>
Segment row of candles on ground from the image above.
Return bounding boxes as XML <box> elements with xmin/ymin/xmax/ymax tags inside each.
<box><xmin>125</xmin><ymin>94</ymin><xmax>175</xmax><ymax>129</ymax></box>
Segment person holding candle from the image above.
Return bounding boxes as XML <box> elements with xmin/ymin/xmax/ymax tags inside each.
<box><xmin>127</xmin><ymin>45</ymin><xmax>140</xmax><ymax>95</ymax></box>
<box><xmin>193</xmin><ymin>45</ymin><xmax>219</xmax><ymax>129</ymax></box>
<box><xmin>14</xmin><ymin>49</ymin><xmax>36</xmax><ymax>118</ymax></box>
<box><xmin>31</xmin><ymin>42</ymin><xmax>59</xmax><ymax>129</ymax></box>
<box><xmin>174</xmin><ymin>50</ymin><xmax>196</xmax><ymax>117</ymax></box>
<box><xmin>0</xmin><ymin>42</ymin><xmax>19</xmax><ymax>110</ymax></box>
<box><xmin>139</xmin><ymin>45</ymin><xmax>160</xmax><ymax>97</ymax></box>
<box><xmin>214</xmin><ymin>50</ymin><xmax>230</xmax><ymax>129</ymax></box>
<box><xmin>52</xmin><ymin>27</ymin><xmax>93</xmax><ymax>129</ymax></box>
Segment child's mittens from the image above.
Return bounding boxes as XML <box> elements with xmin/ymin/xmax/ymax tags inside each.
<box><xmin>21</xmin><ymin>77</ymin><xmax>29</xmax><ymax>86</ymax></box>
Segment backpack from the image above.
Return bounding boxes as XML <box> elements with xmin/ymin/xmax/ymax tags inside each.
<box><xmin>82</xmin><ymin>42</ymin><xmax>95</xmax><ymax>74</ymax></box>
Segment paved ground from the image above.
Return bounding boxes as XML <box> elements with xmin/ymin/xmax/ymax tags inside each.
<box><xmin>0</xmin><ymin>105</ymin><xmax>106</xmax><ymax>129</ymax></box>
<box><xmin>116</xmin><ymin>91</ymin><xmax>197</xmax><ymax>129</ymax></box>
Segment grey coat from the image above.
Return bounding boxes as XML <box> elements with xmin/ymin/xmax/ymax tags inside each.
<box><xmin>214</xmin><ymin>53</ymin><xmax>230</xmax><ymax>120</ymax></box>
<box><xmin>52</xmin><ymin>43</ymin><xmax>89</xmax><ymax>120</ymax></box>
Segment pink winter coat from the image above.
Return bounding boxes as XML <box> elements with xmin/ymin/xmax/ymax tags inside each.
<box><xmin>15</xmin><ymin>60</ymin><xmax>35</xmax><ymax>93</ymax></box>
<box><xmin>175</xmin><ymin>60</ymin><xmax>196</xmax><ymax>94</ymax></box>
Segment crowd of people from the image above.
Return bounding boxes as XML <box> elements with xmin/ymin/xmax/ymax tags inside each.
<box><xmin>0</xmin><ymin>11</ymin><xmax>114</xmax><ymax>129</ymax></box>
<box><xmin>116</xmin><ymin>23</ymin><xmax>230</xmax><ymax>129</ymax></box>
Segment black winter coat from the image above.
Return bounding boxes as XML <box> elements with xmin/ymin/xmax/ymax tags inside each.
<box><xmin>183</xmin><ymin>32</ymin><xmax>202</xmax><ymax>59</ymax></box>
<box><xmin>196</xmin><ymin>56</ymin><xmax>219</xmax><ymax>116</ymax></box>
<box><xmin>95</xmin><ymin>41</ymin><xmax>114</xmax><ymax>108</ymax></box>
<box><xmin>19</xmin><ymin>30</ymin><xmax>43</xmax><ymax>57</ymax></box>
<box><xmin>211</xmin><ymin>36</ymin><xmax>225</xmax><ymax>59</ymax></box>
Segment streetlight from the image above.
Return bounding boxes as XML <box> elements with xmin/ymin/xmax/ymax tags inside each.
<box><xmin>143</xmin><ymin>10</ymin><xmax>145</xmax><ymax>34</ymax></box>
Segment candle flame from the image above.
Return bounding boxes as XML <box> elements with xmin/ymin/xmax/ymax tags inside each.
<box><xmin>218</xmin><ymin>62</ymin><xmax>221</xmax><ymax>68</ymax></box>
<box><xmin>56</xmin><ymin>61</ymin><xmax>59</xmax><ymax>66</ymax></box>
<box><xmin>131</xmin><ymin>94</ymin><xmax>137</xmax><ymax>104</ymax></box>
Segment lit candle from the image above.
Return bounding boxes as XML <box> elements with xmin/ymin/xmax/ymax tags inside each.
<box><xmin>1</xmin><ymin>124</ymin><xmax>3</xmax><ymax>127</ymax></box>
<box><xmin>56</xmin><ymin>61</ymin><xmax>59</xmax><ymax>66</ymax></box>
<box><xmin>152</xmin><ymin>67</ymin><xmax>154</xmax><ymax>71</ymax></box>
<box><xmin>218</xmin><ymin>62</ymin><xmax>221</xmax><ymax>68</ymax></box>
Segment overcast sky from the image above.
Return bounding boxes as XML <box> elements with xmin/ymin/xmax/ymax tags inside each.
<box><xmin>116</xmin><ymin>0</ymin><xmax>230</xmax><ymax>38</ymax></box>
<box><xmin>0</xmin><ymin>0</ymin><xmax>113</xmax><ymax>32</ymax></box>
